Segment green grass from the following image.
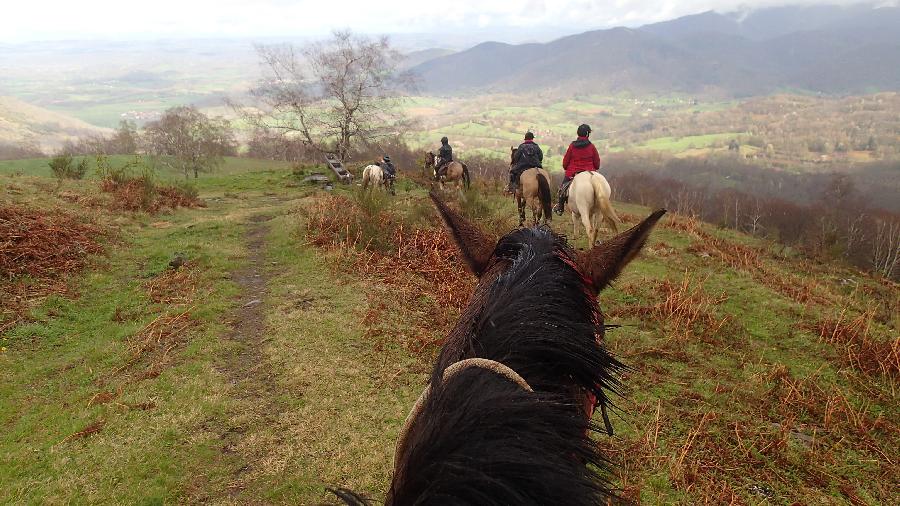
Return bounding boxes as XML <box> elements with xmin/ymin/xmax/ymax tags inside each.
<box><xmin>2</xmin><ymin>161</ymin><xmax>895</xmax><ymax>504</ymax></box>
<box><xmin>0</xmin><ymin>187</ymin><xmax>247</xmax><ymax>503</ymax></box>
<box><xmin>634</xmin><ymin>132</ymin><xmax>743</xmax><ymax>152</ymax></box>
<box><xmin>0</xmin><ymin>156</ymin><xmax>291</xmax><ymax>180</ymax></box>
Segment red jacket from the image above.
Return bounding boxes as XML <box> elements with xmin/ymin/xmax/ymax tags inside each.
<box><xmin>562</xmin><ymin>137</ymin><xmax>600</xmax><ymax>179</ymax></box>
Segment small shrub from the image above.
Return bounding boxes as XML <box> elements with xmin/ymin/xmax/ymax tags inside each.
<box><xmin>811</xmin><ymin>309</ymin><xmax>899</xmax><ymax>380</ymax></box>
<box><xmin>48</xmin><ymin>155</ymin><xmax>87</xmax><ymax>180</ymax></box>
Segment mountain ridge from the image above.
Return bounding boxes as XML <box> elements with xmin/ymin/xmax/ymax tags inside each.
<box><xmin>410</xmin><ymin>4</ymin><xmax>900</xmax><ymax>96</ymax></box>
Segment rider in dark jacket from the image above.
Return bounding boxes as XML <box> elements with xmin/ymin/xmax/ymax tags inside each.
<box><xmin>554</xmin><ymin>124</ymin><xmax>600</xmax><ymax>215</ymax></box>
<box><xmin>435</xmin><ymin>136</ymin><xmax>453</xmax><ymax>178</ymax></box>
<box><xmin>507</xmin><ymin>131</ymin><xmax>543</xmax><ymax>193</ymax></box>
<box><xmin>379</xmin><ymin>155</ymin><xmax>396</xmax><ymax>179</ymax></box>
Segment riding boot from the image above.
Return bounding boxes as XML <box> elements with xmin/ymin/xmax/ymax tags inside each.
<box><xmin>554</xmin><ymin>190</ymin><xmax>566</xmax><ymax>215</ymax></box>
<box><xmin>506</xmin><ymin>173</ymin><xmax>518</xmax><ymax>194</ymax></box>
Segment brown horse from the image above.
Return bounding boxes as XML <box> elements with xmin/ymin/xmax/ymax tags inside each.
<box><xmin>425</xmin><ymin>151</ymin><xmax>470</xmax><ymax>192</ymax></box>
<box><xmin>331</xmin><ymin>193</ymin><xmax>665</xmax><ymax>505</ymax></box>
<box><xmin>389</xmin><ymin>195</ymin><xmax>664</xmax><ymax>505</ymax></box>
<box><xmin>509</xmin><ymin>147</ymin><xmax>552</xmax><ymax>226</ymax></box>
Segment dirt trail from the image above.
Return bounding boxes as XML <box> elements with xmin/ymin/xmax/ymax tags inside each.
<box><xmin>214</xmin><ymin>214</ymin><xmax>282</xmax><ymax>500</ymax></box>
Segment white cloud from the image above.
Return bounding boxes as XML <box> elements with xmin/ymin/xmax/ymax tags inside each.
<box><xmin>0</xmin><ymin>0</ymin><xmax>892</xmax><ymax>42</ymax></box>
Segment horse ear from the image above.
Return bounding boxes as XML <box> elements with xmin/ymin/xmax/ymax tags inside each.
<box><xmin>577</xmin><ymin>209</ymin><xmax>666</xmax><ymax>291</ymax></box>
<box><xmin>429</xmin><ymin>191</ymin><xmax>496</xmax><ymax>276</ymax></box>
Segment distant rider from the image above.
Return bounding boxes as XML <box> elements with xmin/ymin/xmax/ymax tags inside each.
<box><xmin>435</xmin><ymin>136</ymin><xmax>453</xmax><ymax>179</ymax></box>
<box><xmin>554</xmin><ymin>124</ymin><xmax>600</xmax><ymax>215</ymax></box>
<box><xmin>507</xmin><ymin>131</ymin><xmax>543</xmax><ymax>194</ymax></box>
<box><xmin>379</xmin><ymin>155</ymin><xmax>396</xmax><ymax>180</ymax></box>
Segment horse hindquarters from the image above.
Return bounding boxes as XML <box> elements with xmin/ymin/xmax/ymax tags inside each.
<box><xmin>591</xmin><ymin>173</ymin><xmax>620</xmax><ymax>233</ymax></box>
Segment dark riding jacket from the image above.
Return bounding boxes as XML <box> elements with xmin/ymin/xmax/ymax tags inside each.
<box><xmin>438</xmin><ymin>142</ymin><xmax>453</xmax><ymax>163</ymax></box>
<box><xmin>512</xmin><ymin>139</ymin><xmax>543</xmax><ymax>174</ymax></box>
<box><xmin>379</xmin><ymin>161</ymin><xmax>396</xmax><ymax>178</ymax></box>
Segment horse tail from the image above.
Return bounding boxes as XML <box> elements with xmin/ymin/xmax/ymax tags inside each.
<box><xmin>536</xmin><ymin>172</ymin><xmax>552</xmax><ymax>221</ymax></box>
<box><xmin>462</xmin><ymin>163</ymin><xmax>471</xmax><ymax>190</ymax></box>
<box><xmin>598</xmin><ymin>195</ymin><xmax>620</xmax><ymax>233</ymax></box>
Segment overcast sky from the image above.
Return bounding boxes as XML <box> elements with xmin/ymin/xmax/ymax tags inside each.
<box><xmin>1</xmin><ymin>0</ymin><xmax>891</xmax><ymax>43</ymax></box>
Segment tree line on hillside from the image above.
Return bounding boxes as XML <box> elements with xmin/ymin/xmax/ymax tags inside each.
<box><xmin>0</xmin><ymin>138</ymin><xmax>46</xmax><ymax>160</ymax></box>
<box><xmin>601</xmin><ymin>154</ymin><xmax>900</xmax><ymax>279</ymax></box>
<box><xmin>603</xmin><ymin>94</ymin><xmax>900</xmax><ymax>162</ymax></box>
<box><xmin>46</xmin><ymin>107</ymin><xmax>238</xmax><ymax>179</ymax></box>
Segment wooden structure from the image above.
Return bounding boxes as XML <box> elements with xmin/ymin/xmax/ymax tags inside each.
<box><xmin>324</xmin><ymin>153</ymin><xmax>353</xmax><ymax>184</ymax></box>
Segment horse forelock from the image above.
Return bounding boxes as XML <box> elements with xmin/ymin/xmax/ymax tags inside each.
<box><xmin>436</xmin><ymin>226</ymin><xmax>622</xmax><ymax>401</ymax></box>
<box><xmin>397</xmin><ymin>227</ymin><xmax>623</xmax><ymax>505</ymax></box>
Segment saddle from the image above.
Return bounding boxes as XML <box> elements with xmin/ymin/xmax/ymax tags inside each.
<box><xmin>560</xmin><ymin>170</ymin><xmax>596</xmax><ymax>198</ymax></box>
<box><xmin>434</xmin><ymin>160</ymin><xmax>451</xmax><ymax>179</ymax></box>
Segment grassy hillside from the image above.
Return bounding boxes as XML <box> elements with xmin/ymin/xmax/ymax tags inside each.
<box><xmin>1</xmin><ymin>159</ymin><xmax>896</xmax><ymax>504</ymax></box>
<box><xmin>401</xmin><ymin>93</ymin><xmax>900</xmax><ymax>173</ymax></box>
<box><xmin>0</xmin><ymin>96</ymin><xmax>110</xmax><ymax>150</ymax></box>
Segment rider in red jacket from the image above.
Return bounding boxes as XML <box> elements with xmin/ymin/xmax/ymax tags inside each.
<box><xmin>555</xmin><ymin>124</ymin><xmax>600</xmax><ymax>214</ymax></box>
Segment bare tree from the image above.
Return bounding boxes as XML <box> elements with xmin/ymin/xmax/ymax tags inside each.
<box><xmin>871</xmin><ymin>217</ymin><xmax>900</xmax><ymax>278</ymax></box>
<box><xmin>144</xmin><ymin>106</ymin><xmax>236</xmax><ymax>179</ymax></box>
<box><xmin>109</xmin><ymin>120</ymin><xmax>139</xmax><ymax>155</ymax></box>
<box><xmin>237</xmin><ymin>30</ymin><xmax>414</xmax><ymax>162</ymax></box>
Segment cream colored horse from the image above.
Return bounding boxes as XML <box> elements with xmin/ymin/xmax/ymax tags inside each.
<box><xmin>361</xmin><ymin>164</ymin><xmax>385</xmax><ymax>192</ymax></box>
<box><xmin>566</xmin><ymin>171</ymin><xmax>621</xmax><ymax>246</ymax></box>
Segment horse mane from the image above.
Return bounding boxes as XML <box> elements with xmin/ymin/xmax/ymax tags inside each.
<box><xmin>433</xmin><ymin>226</ymin><xmax>623</xmax><ymax>404</ymax></box>
<box><xmin>389</xmin><ymin>367</ymin><xmax>615</xmax><ymax>505</ymax></box>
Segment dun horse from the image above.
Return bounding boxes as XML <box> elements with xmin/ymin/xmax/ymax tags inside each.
<box><xmin>425</xmin><ymin>152</ymin><xmax>470</xmax><ymax>192</ymax></box>
<box><xmin>509</xmin><ymin>147</ymin><xmax>552</xmax><ymax>226</ymax></box>
<box><xmin>333</xmin><ymin>192</ymin><xmax>665</xmax><ymax>505</ymax></box>
<box><xmin>567</xmin><ymin>171</ymin><xmax>621</xmax><ymax>246</ymax></box>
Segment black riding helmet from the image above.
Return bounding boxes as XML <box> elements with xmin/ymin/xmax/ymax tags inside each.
<box><xmin>383</xmin><ymin>155</ymin><xmax>391</xmax><ymax>162</ymax></box>
<box><xmin>440</xmin><ymin>136</ymin><xmax>449</xmax><ymax>144</ymax></box>
<box><xmin>577</xmin><ymin>124</ymin><xmax>591</xmax><ymax>137</ymax></box>
<box><xmin>524</xmin><ymin>131</ymin><xmax>535</xmax><ymax>140</ymax></box>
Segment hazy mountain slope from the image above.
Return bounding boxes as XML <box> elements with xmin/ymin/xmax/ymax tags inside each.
<box><xmin>0</xmin><ymin>96</ymin><xmax>110</xmax><ymax>149</ymax></box>
<box><xmin>400</xmin><ymin>48</ymin><xmax>456</xmax><ymax>70</ymax></box>
<box><xmin>413</xmin><ymin>28</ymin><xmax>740</xmax><ymax>94</ymax></box>
<box><xmin>411</xmin><ymin>4</ymin><xmax>900</xmax><ymax>96</ymax></box>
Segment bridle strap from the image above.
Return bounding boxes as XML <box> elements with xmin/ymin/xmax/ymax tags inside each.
<box><xmin>393</xmin><ymin>358</ymin><xmax>532</xmax><ymax>474</ymax></box>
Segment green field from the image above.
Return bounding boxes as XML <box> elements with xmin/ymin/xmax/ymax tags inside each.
<box><xmin>2</xmin><ymin>158</ymin><xmax>896</xmax><ymax>504</ymax></box>
<box><xmin>0</xmin><ymin>156</ymin><xmax>292</xmax><ymax>180</ymax></box>
<box><xmin>400</xmin><ymin>95</ymin><xmax>745</xmax><ymax>166</ymax></box>
<box><xmin>633</xmin><ymin>132</ymin><xmax>743</xmax><ymax>152</ymax></box>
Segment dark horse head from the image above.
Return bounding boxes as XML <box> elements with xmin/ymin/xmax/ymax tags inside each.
<box><xmin>336</xmin><ymin>193</ymin><xmax>665</xmax><ymax>505</ymax></box>
<box><xmin>424</xmin><ymin>151</ymin><xmax>436</xmax><ymax>168</ymax></box>
<box><xmin>509</xmin><ymin>146</ymin><xmax>517</xmax><ymax>166</ymax></box>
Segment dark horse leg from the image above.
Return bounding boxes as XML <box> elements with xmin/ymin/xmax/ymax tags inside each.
<box><xmin>516</xmin><ymin>193</ymin><xmax>526</xmax><ymax>227</ymax></box>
